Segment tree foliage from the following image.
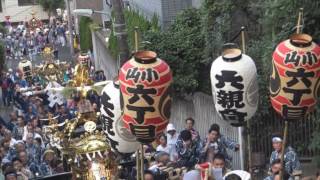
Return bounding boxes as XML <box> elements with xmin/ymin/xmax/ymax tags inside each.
<box><xmin>79</xmin><ymin>16</ymin><xmax>93</xmax><ymax>52</ymax></box>
<box><xmin>142</xmin><ymin>9</ymin><xmax>205</xmax><ymax>96</ymax></box>
<box><xmin>38</xmin><ymin>0</ymin><xmax>65</xmax><ymax>17</ymax></box>
<box><xmin>108</xmin><ymin>9</ymin><xmax>160</xmax><ymax>58</ymax></box>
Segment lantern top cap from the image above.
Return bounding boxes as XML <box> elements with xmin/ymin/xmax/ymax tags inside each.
<box><xmin>222</xmin><ymin>48</ymin><xmax>242</xmax><ymax>62</ymax></box>
<box><xmin>289</xmin><ymin>33</ymin><xmax>312</xmax><ymax>48</ymax></box>
<box><xmin>134</xmin><ymin>51</ymin><xmax>157</xmax><ymax>64</ymax></box>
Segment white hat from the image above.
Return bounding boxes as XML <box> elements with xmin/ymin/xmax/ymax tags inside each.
<box><xmin>8</xmin><ymin>68</ymin><xmax>12</xmax><ymax>72</ymax></box>
<box><xmin>224</xmin><ymin>170</ymin><xmax>251</xmax><ymax>180</ymax></box>
<box><xmin>166</xmin><ymin>123</ymin><xmax>176</xmax><ymax>132</ymax></box>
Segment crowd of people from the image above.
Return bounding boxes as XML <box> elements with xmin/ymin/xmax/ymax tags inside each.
<box><xmin>0</xmin><ymin>67</ymin><xmax>107</xmax><ymax>180</ymax></box>
<box><xmin>2</xmin><ymin>18</ymin><xmax>69</xmax><ymax>62</ymax></box>
<box><xmin>0</xmin><ymin>18</ymin><xmax>105</xmax><ymax>180</ymax></box>
<box><xmin>133</xmin><ymin>118</ymin><xmax>302</xmax><ymax>180</ymax></box>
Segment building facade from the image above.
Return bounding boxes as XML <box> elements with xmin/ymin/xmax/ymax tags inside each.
<box><xmin>0</xmin><ymin>0</ymin><xmax>48</xmax><ymax>22</ymax></box>
<box><xmin>192</xmin><ymin>0</ymin><xmax>203</xmax><ymax>8</ymax></box>
<box><xmin>128</xmin><ymin>0</ymin><xmax>192</xmax><ymax>29</ymax></box>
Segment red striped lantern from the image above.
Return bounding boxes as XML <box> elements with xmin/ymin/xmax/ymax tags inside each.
<box><xmin>119</xmin><ymin>51</ymin><xmax>172</xmax><ymax>144</ymax></box>
<box><xmin>270</xmin><ymin>34</ymin><xmax>320</xmax><ymax>120</ymax></box>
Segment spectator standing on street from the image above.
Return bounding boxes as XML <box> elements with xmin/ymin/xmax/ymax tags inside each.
<box><xmin>201</xmin><ymin>124</ymin><xmax>239</xmax><ymax>167</ymax></box>
<box><xmin>269</xmin><ymin>134</ymin><xmax>301</xmax><ymax>179</ymax></box>
<box><xmin>184</xmin><ymin>117</ymin><xmax>200</xmax><ymax>142</ymax></box>
<box><xmin>1</xmin><ymin>72</ymin><xmax>13</xmax><ymax>106</ymax></box>
<box><xmin>176</xmin><ymin>130</ymin><xmax>202</xmax><ymax>169</ymax></box>
<box><xmin>156</xmin><ymin>134</ymin><xmax>169</xmax><ymax>153</ymax></box>
<box><xmin>12</xmin><ymin>117</ymin><xmax>25</xmax><ymax>140</ymax></box>
<box><xmin>166</xmin><ymin>123</ymin><xmax>178</xmax><ymax>161</ymax></box>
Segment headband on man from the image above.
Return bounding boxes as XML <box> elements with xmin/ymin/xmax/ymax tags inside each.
<box><xmin>272</xmin><ymin>137</ymin><xmax>283</xmax><ymax>143</ymax></box>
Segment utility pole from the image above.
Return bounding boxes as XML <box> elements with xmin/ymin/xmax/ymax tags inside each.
<box><xmin>65</xmin><ymin>0</ymin><xmax>74</xmax><ymax>56</ymax></box>
<box><xmin>111</xmin><ymin>0</ymin><xmax>130</xmax><ymax>66</ymax></box>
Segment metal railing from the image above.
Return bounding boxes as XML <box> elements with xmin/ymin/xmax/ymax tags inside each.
<box><xmin>250</xmin><ymin>108</ymin><xmax>319</xmax><ymax>163</ymax></box>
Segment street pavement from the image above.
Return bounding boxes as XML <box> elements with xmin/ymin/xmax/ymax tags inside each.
<box><xmin>5</xmin><ymin>45</ymin><xmax>73</xmax><ymax>69</ymax></box>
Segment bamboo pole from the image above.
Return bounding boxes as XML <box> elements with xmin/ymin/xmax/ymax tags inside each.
<box><xmin>134</xmin><ymin>27</ymin><xmax>139</xmax><ymax>52</ymax></box>
<box><xmin>241</xmin><ymin>26</ymin><xmax>246</xmax><ymax>54</ymax></box>
<box><xmin>240</xmin><ymin>26</ymin><xmax>251</xmax><ymax>173</ymax></box>
<box><xmin>136</xmin><ymin>149</ymin><xmax>140</xmax><ymax>180</ymax></box>
<box><xmin>279</xmin><ymin>121</ymin><xmax>289</xmax><ymax>180</ymax></box>
<box><xmin>140</xmin><ymin>144</ymin><xmax>144</xmax><ymax>180</ymax></box>
<box><xmin>296</xmin><ymin>8</ymin><xmax>304</xmax><ymax>34</ymax></box>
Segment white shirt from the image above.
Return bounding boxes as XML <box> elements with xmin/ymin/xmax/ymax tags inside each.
<box><xmin>167</xmin><ymin>133</ymin><xmax>178</xmax><ymax>146</ymax></box>
<box><xmin>9</xmin><ymin>138</ymin><xmax>17</xmax><ymax>147</ymax></box>
<box><xmin>156</xmin><ymin>145</ymin><xmax>170</xmax><ymax>153</ymax></box>
<box><xmin>167</xmin><ymin>133</ymin><xmax>178</xmax><ymax>161</ymax></box>
<box><xmin>22</xmin><ymin>126</ymin><xmax>43</xmax><ymax>145</ymax></box>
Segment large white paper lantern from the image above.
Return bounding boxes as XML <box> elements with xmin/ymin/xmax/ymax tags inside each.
<box><xmin>100</xmin><ymin>80</ymin><xmax>139</xmax><ymax>153</ymax></box>
<box><xmin>210</xmin><ymin>47</ymin><xmax>259</xmax><ymax>126</ymax></box>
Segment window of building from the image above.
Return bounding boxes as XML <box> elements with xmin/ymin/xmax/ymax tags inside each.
<box><xmin>0</xmin><ymin>1</ymin><xmax>2</xmax><ymax>12</ymax></box>
<box><xmin>18</xmin><ymin>0</ymin><xmax>38</xmax><ymax>6</ymax></box>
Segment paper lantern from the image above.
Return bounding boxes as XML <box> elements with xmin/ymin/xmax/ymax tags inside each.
<box><xmin>78</xmin><ymin>53</ymin><xmax>90</xmax><ymax>66</ymax></box>
<box><xmin>100</xmin><ymin>80</ymin><xmax>139</xmax><ymax>153</ymax></box>
<box><xmin>18</xmin><ymin>59</ymin><xmax>33</xmax><ymax>82</ymax></box>
<box><xmin>210</xmin><ymin>47</ymin><xmax>259</xmax><ymax>126</ymax></box>
<box><xmin>270</xmin><ymin>34</ymin><xmax>320</xmax><ymax>120</ymax></box>
<box><xmin>119</xmin><ymin>51</ymin><xmax>172</xmax><ymax>144</ymax></box>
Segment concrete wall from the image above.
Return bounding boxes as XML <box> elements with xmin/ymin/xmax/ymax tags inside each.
<box><xmin>0</xmin><ymin>0</ymin><xmax>48</xmax><ymax>22</ymax></box>
<box><xmin>75</xmin><ymin>0</ymin><xmax>103</xmax><ymax>24</ymax></box>
<box><xmin>91</xmin><ymin>30</ymin><xmax>118</xmax><ymax>80</ymax></box>
<box><xmin>192</xmin><ymin>0</ymin><xmax>203</xmax><ymax>8</ymax></box>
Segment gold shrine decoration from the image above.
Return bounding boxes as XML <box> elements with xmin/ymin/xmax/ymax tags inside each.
<box><xmin>28</xmin><ymin>11</ymin><xmax>42</xmax><ymax>30</ymax></box>
<box><xmin>40</xmin><ymin>55</ymin><xmax>117</xmax><ymax>180</ymax></box>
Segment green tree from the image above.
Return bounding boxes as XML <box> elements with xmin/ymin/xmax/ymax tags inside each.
<box><xmin>79</xmin><ymin>16</ymin><xmax>93</xmax><ymax>52</ymax></box>
<box><xmin>38</xmin><ymin>0</ymin><xmax>65</xmax><ymax>17</ymax></box>
<box><xmin>108</xmin><ymin>9</ymin><xmax>160</xmax><ymax>58</ymax></box>
<box><xmin>143</xmin><ymin>8</ymin><xmax>205</xmax><ymax>96</ymax></box>
<box><xmin>0</xmin><ymin>24</ymin><xmax>7</xmax><ymax>35</ymax></box>
<box><xmin>202</xmin><ymin>0</ymin><xmax>234</xmax><ymax>63</ymax></box>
